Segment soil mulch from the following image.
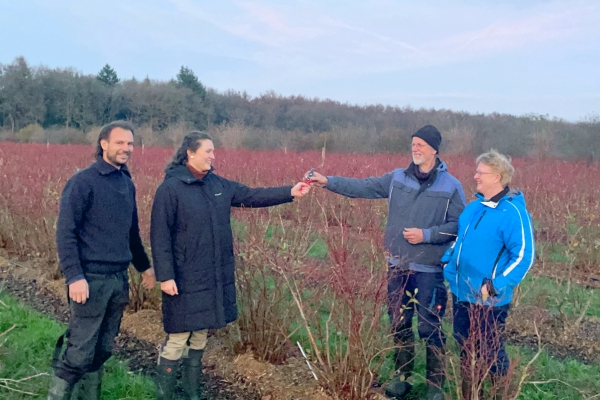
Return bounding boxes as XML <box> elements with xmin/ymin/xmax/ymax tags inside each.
<box><xmin>506</xmin><ymin>305</ymin><xmax>600</xmax><ymax>365</ymax></box>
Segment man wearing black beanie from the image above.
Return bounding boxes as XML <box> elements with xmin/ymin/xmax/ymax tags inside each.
<box><xmin>307</xmin><ymin>125</ymin><xmax>466</xmax><ymax>400</ymax></box>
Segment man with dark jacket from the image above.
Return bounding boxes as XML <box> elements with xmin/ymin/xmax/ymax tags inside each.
<box><xmin>150</xmin><ymin>131</ymin><xmax>310</xmax><ymax>400</ymax></box>
<box><xmin>308</xmin><ymin>125</ymin><xmax>466</xmax><ymax>400</ymax></box>
<box><xmin>47</xmin><ymin>121</ymin><xmax>156</xmax><ymax>400</ymax></box>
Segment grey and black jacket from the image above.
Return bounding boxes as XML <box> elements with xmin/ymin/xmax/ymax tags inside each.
<box><xmin>326</xmin><ymin>159</ymin><xmax>466</xmax><ymax>273</ymax></box>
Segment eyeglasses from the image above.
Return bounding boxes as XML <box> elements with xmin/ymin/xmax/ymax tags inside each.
<box><xmin>474</xmin><ymin>170</ymin><xmax>497</xmax><ymax>176</ymax></box>
<box><xmin>411</xmin><ymin>143</ymin><xmax>428</xmax><ymax>150</ymax></box>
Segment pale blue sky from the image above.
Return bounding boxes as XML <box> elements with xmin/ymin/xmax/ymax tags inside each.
<box><xmin>2</xmin><ymin>0</ymin><xmax>599</xmax><ymax>121</ymax></box>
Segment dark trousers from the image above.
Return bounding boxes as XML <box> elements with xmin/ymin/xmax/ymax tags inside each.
<box><xmin>452</xmin><ymin>295</ymin><xmax>510</xmax><ymax>376</ymax></box>
<box><xmin>387</xmin><ymin>269</ymin><xmax>447</xmax><ymax>348</ymax></box>
<box><xmin>53</xmin><ymin>271</ymin><xmax>129</xmax><ymax>385</ymax></box>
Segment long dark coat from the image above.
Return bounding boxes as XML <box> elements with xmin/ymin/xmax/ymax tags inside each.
<box><xmin>150</xmin><ymin>165</ymin><xmax>293</xmax><ymax>333</ymax></box>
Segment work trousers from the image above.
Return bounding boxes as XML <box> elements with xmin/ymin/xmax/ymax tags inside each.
<box><xmin>387</xmin><ymin>269</ymin><xmax>448</xmax><ymax>348</ymax></box>
<box><xmin>53</xmin><ymin>270</ymin><xmax>129</xmax><ymax>385</ymax></box>
<box><xmin>452</xmin><ymin>295</ymin><xmax>510</xmax><ymax>376</ymax></box>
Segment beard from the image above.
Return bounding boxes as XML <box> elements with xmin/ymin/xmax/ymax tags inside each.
<box><xmin>106</xmin><ymin>150</ymin><xmax>130</xmax><ymax>166</ymax></box>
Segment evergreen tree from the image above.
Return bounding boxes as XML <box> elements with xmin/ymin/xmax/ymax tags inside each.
<box><xmin>176</xmin><ymin>66</ymin><xmax>206</xmax><ymax>99</ymax></box>
<box><xmin>96</xmin><ymin>64</ymin><xmax>119</xmax><ymax>86</ymax></box>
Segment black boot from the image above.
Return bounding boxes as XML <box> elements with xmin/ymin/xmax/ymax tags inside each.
<box><xmin>384</xmin><ymin>345</ymin><xmax>415</xmax><ymax>399</ymax></box>
<box><xmin>422</xmin><ymin>346</ymin><xmax>445</xmax><ymax>400</ymax></box>
<box><xmin>156</xmin><ymin>357</ymin><xmax>179</xmax><ymax>400</ymax></box>
<box><xmin>182</xmin><ymin>349</ymin><xmax>204</xmax><ymax>400</ymax></box>
<box><xmin>47</xmin><ymin>375</ymin><xmax>74</xmax><ymax>400</ymax></box>
<box><xmin>71</xmin><ymin>369</ymin><xmax>103</xmax><ymax>400</ymax></box>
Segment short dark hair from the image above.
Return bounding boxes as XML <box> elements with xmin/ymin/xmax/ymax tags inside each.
<box><xmin>95</xmin><ymin>120</ymin><xmax>135</xmax><ymax>158</ymax></box>
<box><xmin>166</xmin><ymin>131</ymin><xmax>213</xmax><ymax>171</ymax></box>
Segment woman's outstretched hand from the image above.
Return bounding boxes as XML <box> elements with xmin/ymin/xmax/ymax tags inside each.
<box><xmin>291</xmin><ymin>182</ymin><xmax>311</xmax><ymax>197</ymax></box>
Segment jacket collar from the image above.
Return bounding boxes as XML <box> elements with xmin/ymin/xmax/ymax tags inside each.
<box><xmin>405</xmin><ymin>157</ymin><xmax>445</xmax><ymax>177</ymax></box>
<box><xmin>477</xmin><ymin>186</ymin><xmax>515</xmax><ymax>208</ymax></box>
<box><xmin>93</xmin><ymin>156</ymin><xmax>131</xmax><ymax>177</ymax></box>
<box><xmin>166</xmin><ymin>164</ymin><xmax>214</xmax><ymax>184</ymax></box>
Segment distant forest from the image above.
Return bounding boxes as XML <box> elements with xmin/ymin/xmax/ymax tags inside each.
<box><xmin>1</xmin><ymin>56</ymin><xmax>598</xmax><ymax>158</ymax></box>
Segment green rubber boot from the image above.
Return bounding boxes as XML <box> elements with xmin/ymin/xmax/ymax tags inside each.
<box><xmin>47</xmin><ymin>375</ymin><xmax>74</xmax><ymax>400</ymax></box>
<box><xmin>182</xmin><ymin>349</ymin><xmax>204</xmax><ymax>400</ymax></box>
<box><xmin>156</xmin><ymin>357</ymin><xmax>179</xmax><ymax>400</ymax></box>
<box><xmin>71</xmin><ymin>369</ymin><xmax>103</xmax><ymax>400</ymax></box>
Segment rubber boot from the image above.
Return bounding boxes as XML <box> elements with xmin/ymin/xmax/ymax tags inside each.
<box><xmin>47</xmin><ymin>375</ymin><xmax>74</xmax><ymax>400</ymax></box>
<box><xmin>71</xmin><ymin>369</ymin><xmax>103</xmax><ymax>400</ymax></box>
<box><xmin>182</xmin><ymin>349</ymin><xmax>204</xmax><ymax>400</ymax></box>
<box><xmin>422</xmin><ymin>346</ymin><xmax>445</xmax><ymax>400</ymax></box>
<box><xmin>384</xmin><ymin>345</ymin><xmax>415</xmax><ymax>399</ymax></box>
<box><xmin>156</xmin><ymin>357</ymin><xmax>179</xmax><ymax>400</ymax></box>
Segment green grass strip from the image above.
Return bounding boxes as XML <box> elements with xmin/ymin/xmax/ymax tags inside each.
<box><xmin>0</xmin><ymin>292</ymin><xmax>155</xmax><ymax>399</ymax></box>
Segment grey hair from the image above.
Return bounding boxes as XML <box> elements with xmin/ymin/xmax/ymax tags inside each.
<box><xmin>476</xmin><ymin>149</ymin><xmax>514</xmax><ymax>187</ymax></box>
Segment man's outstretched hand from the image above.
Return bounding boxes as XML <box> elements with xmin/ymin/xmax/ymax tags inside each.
<box><xmin>305</xmin><ymin>170</ymin><xmax>328</xmax><ymax>188</ymax></box>
<box><xmin>291</xmin><ymin>182</ymin><xmax>311</xmax><ymax>197</ymax></box>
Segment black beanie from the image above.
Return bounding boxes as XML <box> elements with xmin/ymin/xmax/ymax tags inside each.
<box><xmin>412</xmin><ymin>125</ymin><xmax>442</xmax><ymax>153</ymax></box>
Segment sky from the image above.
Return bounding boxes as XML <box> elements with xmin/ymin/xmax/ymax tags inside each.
<box><xmin>1</xmin><ymin>0</ymin><xmax>599</xmax><ymax>121</ymax></box>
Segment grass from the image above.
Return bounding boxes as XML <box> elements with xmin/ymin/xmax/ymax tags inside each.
<box><xmin>376</xmin><ymin>325</ymin><xmax>600</xmax><ymax>399</ymax></box>
<box><xmin>307</xmin><ymin>235</ymin><xmax>328</xmax><ymax>259</ymax></box>
<box><xmin>517</xmin><ymin>274</ymin><xmax>600</xmax><ymax>318</ymax></box>
<box><xmin>0</xmin><ymin>292</ymin><xmax>155</xmax><ymax>399</ymax></box>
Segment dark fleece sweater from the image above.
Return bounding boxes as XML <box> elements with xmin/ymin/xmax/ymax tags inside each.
<box><xmin>56</xmin><ymin>157</ymin><xmax>150</xmax><ymax>283</ymax></box>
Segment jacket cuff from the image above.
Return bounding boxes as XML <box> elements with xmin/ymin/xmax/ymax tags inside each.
<box><xmin>63</xmin><ymin>264</ymin><xmax>85</xmax><ymax>285</ymax></box>
<box><xmin>132</xmin><ymin>261</ymin><xmax>151</xmax><ymax>273</ymax></box>
<box><xmin>325</xmin><ymin>176</ymin><xmax>337</xmax><ymax>191</ymax></box>
<box><xmin>66</xmin><ymin>274</ymin><xmax>86</xmax><ymax>285</ymax></box>
<box><xmin>155</xmin><ymin>268</ymin><xmax>176</xmax><ymax>282</ymax></box>
<box><xmin>492</xmin><ymin>275</ymin><xmax>508</xmax><ymax>292</ymax></box>
<box><xmin>422</xmin><ymin>228</ymin><xmax>432</xmax><ymax>243</ymax></box>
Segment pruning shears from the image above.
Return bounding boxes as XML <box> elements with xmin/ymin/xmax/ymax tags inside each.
<box><xmin>303</xmin><ymin>168</ymin><xmax>315</xmax><ymax>184</ymax></box>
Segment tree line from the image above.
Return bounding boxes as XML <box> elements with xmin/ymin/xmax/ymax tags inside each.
<box><xmin>1</xmin><ymin>56</ymin><xmax>598</xmax><ymax>158</ymax></box>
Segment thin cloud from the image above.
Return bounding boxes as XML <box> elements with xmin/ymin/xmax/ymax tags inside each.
<box><xmin>437</xmin><ymin>7</ymin><xmax>590</xmax><ymax>58</ymax></box>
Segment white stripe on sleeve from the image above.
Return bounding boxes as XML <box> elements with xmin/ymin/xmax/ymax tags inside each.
<box><xmin>502</xmin><ymin>202</ymin><xmax>535</xmax><ymax>277</ymax></box>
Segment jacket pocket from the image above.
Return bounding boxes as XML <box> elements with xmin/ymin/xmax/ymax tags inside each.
<box><xmin>390</xmin><ymin>181</ymin><xmax>414</xmax><ymax>210</ymax></box>
<box><xmin>425</xmin><ymin>191</ymin><xmax>452</xmax><ymax>223</ymax></box>
<box><xmin>70</xmin><ymin>278</ymin><xmax>105</xmax><ymax>318</ymax></box>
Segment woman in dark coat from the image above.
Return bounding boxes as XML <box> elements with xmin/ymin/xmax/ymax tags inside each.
<box><xmin>150</xmin><ymin>132</ymin><xmax>309</xmax><ymax>399</ymax></box>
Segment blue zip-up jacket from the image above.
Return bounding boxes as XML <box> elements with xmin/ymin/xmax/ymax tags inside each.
<box><xmin>326</xmin><ymin>159</ymin><xmax>466</xmax><ymax>272</ymax></box>
<box><xmin>443</xmin><ymin>190</ymin><xmax>535</xmax><ymax>306</ymax></box>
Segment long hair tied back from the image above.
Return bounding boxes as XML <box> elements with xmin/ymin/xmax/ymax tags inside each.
<box><xmin>166</xmin><ymin>131</ymin><xmax>212</xmax><ymax>171</ymax></box>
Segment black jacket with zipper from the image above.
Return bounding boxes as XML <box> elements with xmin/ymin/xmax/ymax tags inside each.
<box><xmin>150</xmin><ymin>165</ymin><xmax>294</xmax><ymax>333</ymax></box>
<box><xmin>56</xmin><ymin>157</ymin><xmax>150</xmax><ymax>283</ymax></box>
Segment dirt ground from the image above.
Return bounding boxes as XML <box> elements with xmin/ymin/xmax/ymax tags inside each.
<box><xmin>2</xmin><ymin>251</ymin><xmax>600</xmax><ymax>400</ymax></box>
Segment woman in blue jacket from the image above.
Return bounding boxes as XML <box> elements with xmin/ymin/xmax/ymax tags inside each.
<box><xmin>443</xmin><ymin>150</ymin><xmax>535</xmax><ymax>400</ymax></box>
